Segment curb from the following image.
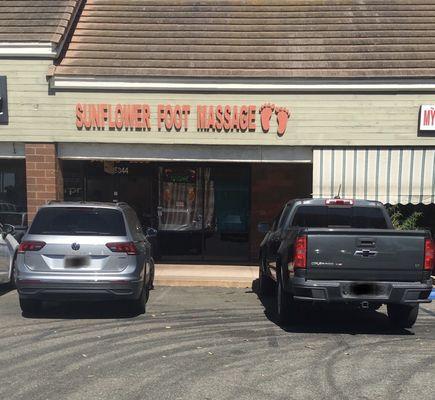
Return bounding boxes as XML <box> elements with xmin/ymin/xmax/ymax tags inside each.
<box><xmin>154</xmin><ymin>264</ymin><xmax>258</xmax><ymax>288</ymax></box>
<box><xmin>154</xmin><ymin>278</ymin><xmax>253</xmax><ymax>289</ymax></box>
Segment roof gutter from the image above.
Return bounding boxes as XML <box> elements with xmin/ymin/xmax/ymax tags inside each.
<box><xmin>0</xmin><ymin>43</ymin><xmax>57</xmax><ymax>58</ymax></box>
<box><xmin>0</xmin><ymin>0</ymin><xmax>84</xmax><ymax>59</ymax></box>
<box><xmin>50</xmin><ymin>76</ymin><xmax>435</xmax><ymax>92</ymax></box>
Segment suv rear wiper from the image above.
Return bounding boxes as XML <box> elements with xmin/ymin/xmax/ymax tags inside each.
<box><xmin>73</xmin><ymin>230</ymin><xmax>112</xmax><ymax>235</ymax></box>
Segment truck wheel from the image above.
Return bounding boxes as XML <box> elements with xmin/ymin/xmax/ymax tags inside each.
<box><xmin>276</xmin><ymin>278</ymin><xmax>293</xmax><ymax>325</ymax></box>
<box><xmin>19</xmin><ymin>298</ymin><xmax>42</xmax><ymax>315</ymax></box>
<box><xmin>258</xmin><ymin>258</ymin><xmax>274</xmax><ymax>296</ymax></box>
<box><xmin>387</xmin><ymin>304</ymin><xmax>419</xmax><ymax>328</ymax></box>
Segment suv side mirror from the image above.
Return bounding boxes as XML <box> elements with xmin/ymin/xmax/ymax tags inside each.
<box><xmin>145</xmin><ymin>227</ymin><xmax>158</xmax><ymax>238</ymax></box>
<box><xmin>257</xmin><ymin>222</ymin><xmax>270</xmax><ymax>234</ymax></box>
<box><xmin>1</xmin><ymin>223</ymin><xmax>14</xmax><ymax>239</ymax></box>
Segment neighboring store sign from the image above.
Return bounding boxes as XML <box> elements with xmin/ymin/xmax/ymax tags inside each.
<box><xmin>0</xmin><ymin>76</ymin><xmax>8</xmax><ymax>125</ymax></box>
<box><xmin>419</xmin><ymin>105</ymin><xmax>435</xmax><ymax>134</ymax></box>
<box><xmin>75</xmin><ymin>103</ymin><xmax>290</xmax><ymax>136</ymax></box>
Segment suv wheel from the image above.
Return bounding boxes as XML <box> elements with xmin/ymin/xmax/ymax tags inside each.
<box><xmin>19</xmin><ymin>298</ymin><xmax>42</xmax><ymax>315</ymax></box>
<box><xmin>131</xmin><ymin>280</ymin><xmax>149</xmax><ymax>315</ymax></box>
<box><xmin>258</xmin><ymin>257</ymin><xmax>274</xmax><ymax>296</ymax></box>
<box><xmin>387</xmin><ymin>304</ymin><xmax>419</xmax><ymax>328</ymax></box>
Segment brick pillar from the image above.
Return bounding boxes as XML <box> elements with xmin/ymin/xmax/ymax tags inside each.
<box><xmin>25</xmin><ymin>143</ymin><xmax>63</xmax><ymax>222</ymax></box>
<box><xmin>249</xmin><ymin>163</ymin><xmax>313</xmax><ymax>261</ymax></box>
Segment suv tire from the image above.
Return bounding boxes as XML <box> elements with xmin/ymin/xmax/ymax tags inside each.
<box><xmin>387</xmin><ymin>303</ymin><xmax>419</xmax><ymax>328</ymax></box>
<box><xmin>131</xmin><ymin>281</ymin><xmax>149</xmax><ymax>315</ymax></box>
<box><xmin>19</xmin><ymin>298</ymin><xmax>41</xmax><ymax>315</ymax></box>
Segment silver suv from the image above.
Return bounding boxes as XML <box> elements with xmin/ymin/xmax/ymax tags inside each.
<box><xmin>15</xmin><ymin>202</ymin><xmax>156</xmax><ymax>315</ymax></box>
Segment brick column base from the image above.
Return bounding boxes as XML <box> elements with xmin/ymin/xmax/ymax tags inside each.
<box><xmin>25</xmin><ymin>144</ymin><xmax>64</xmax><ymax>222</ymax></box>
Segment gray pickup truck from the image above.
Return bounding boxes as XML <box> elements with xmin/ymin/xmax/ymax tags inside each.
<box><xmin>258</xmin><ymin>198</ymin><xmax>433</xmax><ymax>328</ymax></box>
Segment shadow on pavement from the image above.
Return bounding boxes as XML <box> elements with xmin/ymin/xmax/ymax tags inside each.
<box><xmin>21</xmin><ymin>301</ymin><xmax>144</xmax><ymax>320</ymax></box>
<box><xmin>0</xmin><ymin>284</ymin><xmax>14</xmax><ymax>297</ymax></box>
<box><xmin>251</xmin><ymin>279</ymin><xmax>414</xmax><ymax>336</ymax></box>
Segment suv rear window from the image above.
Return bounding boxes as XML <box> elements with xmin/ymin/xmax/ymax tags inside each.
<box><xmin>29</xmin><ymin>207</ymin><xmax>126</xmax><ymax>236</ymax></box>
<box><xmin>292</xmin><ymin>206</ymin><xmax>388</xmax><ymax>229</ymax></box>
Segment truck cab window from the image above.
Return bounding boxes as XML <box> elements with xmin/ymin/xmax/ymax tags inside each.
<box><xmin>292</xmin><ymin>206</ymin><xmax>388</xmax><ymax>229</ymax></box>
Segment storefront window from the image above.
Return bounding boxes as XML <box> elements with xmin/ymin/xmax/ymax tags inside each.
<box><xmin>61</xmin><ymin>160</ymin><xmax>251</xmax><ymax>261</ymax></box>
<box><xmin>158</xmin><ymin>166</ymin><xmax>213</xmax><ymax>232</ymax></box>
<box><xmin>0</xmin><ymin>159</ymin><xmax>27</xmax><ymax>238</ymax></box>
<box><xmin>0</xmin><ymin>76</ymin><xmax>8</xmax><ymax>125</ymax></box>
<box><xmin>0</xmin><ymin>160</ymin><xmax>26</xmax><ymax>211</ymax></box>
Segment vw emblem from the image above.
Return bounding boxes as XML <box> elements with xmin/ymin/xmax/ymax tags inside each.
<box><xmin>71</xmin><ymin>243</ymin><xmax>80</xmax><ymax>251</ymax></box>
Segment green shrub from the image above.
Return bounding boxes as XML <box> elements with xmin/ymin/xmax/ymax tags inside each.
<box><xmin>388</xmin><ymin>205</ymin><xmax>423</xmax><ymax>230</ymax></box>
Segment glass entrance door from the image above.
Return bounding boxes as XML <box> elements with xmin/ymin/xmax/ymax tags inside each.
<box><xmin>157</xmin><ymin>164</ymin><xmax>250</xmax><ymax>262</ymax></box>
<box><xmin>157</xmin><ymin>166</ymin><xmax>205</xmax><ymax>259</ymax></box>
<box><xmin>202</xmin><ymin>165</ymin><xmax>250</xmax><ymax>261</ymax></box>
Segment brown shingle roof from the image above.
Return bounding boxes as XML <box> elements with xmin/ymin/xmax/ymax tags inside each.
<box><xmin>0</xmin><ymin>0</ymin><xmax>82</xmax><ymax>45</ymax></box>
<box><xmin>54</xmin><ymin>0</ymin><xmax>435</xmax><ymax>79</ymax></box>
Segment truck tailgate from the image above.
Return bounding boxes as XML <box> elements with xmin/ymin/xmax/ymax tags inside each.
<box><xmin>305</xmin><ymin>229</ymin><xmax>426</xmax><ymax>282</ymax></box>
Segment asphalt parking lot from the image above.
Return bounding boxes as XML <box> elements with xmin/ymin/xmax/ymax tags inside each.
<box><xmin>0</xmin><ymin>284</ymin><xmax>434</xmax><ymax>400</ymax></box>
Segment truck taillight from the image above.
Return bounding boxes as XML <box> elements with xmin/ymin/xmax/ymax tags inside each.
<box><xmin>18</xmin><ymin>241</ymin><xmax>46</xmax><ymax>253</ymax></box>
<box><xmin>106</xmin><ymin>242</ymin><xmax>138</xmax><ymax>255</ymax></box>
<box><xmin>424</xmin><ymin>239</ymin><xmax>434</xmax><ymax>271</ymax></box>
<box><xmin>325</xmin><ymin>199</ymin><xmax>354</xmax><ymax>206</ymax></box>
<box><xmin>294</xmin><ymin>235</ymin><xmax>307</xmax><ymax>269</ymax></box>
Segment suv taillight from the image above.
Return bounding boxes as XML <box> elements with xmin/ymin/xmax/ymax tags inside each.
<box><xmin>424</xmin><ymin>238</ymin><xmax>434</xmax><ymax>271</ymax></box>
<box><xmin>18</xmin><ymin>241</ymin><xmax>46</xmax><ymax>253</ymax></box>
<box><xmin>106</xmin><ymin>242</ymin><xmax>138</xmax><ymax>255</ymax></box>
<box><xmin>294</xmin><ymin>235</ymin><xmax>307</xmax><ymax>269</ymax></box>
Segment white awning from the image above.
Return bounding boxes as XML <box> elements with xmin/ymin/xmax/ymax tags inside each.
<box><xmin>313</xmin><ymin>148</ymin><xmax>435</xmax><ymax>205</ymax></box>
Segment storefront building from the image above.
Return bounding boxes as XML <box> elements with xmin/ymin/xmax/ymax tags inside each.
<box><xmin>1</xmin><ymin>1</ymin><xmax>435</xmax><ymax>263</ymax></box>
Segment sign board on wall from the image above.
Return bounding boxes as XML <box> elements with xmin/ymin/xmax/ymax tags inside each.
<box><xmin>419</xmin><ymin>105</ymin><xmax>435</xmax><ymax>135</ymax></box>
<box><xmin>75</xmin><ymin>103</ymin><xmax>291</xmax><ymax>137</ymax></box>
<box><xmin>0</xmin><ymin>76</ymin><xmax>8</xmax><ymax>125</ymax></box>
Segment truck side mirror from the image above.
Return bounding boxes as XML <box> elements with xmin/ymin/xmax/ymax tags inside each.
<box><xmin>257</xmin><ymin>222</ymin><xmax>270</xmax><ymax>234</ymax></box>
<box><xmin>145</xmin><ymin>227</ymin><xmax>158</xmax><ymax>238</ymax></box>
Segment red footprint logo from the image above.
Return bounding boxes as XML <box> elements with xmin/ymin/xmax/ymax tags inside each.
<box><xmin>275</xmin><ymin>107</ymin><xmax>290</xmax><ymax>136</ymax></box>
<box><xmin>259</xmin><ymin>103</ymin><xmax>275</xmax><ymax>132</ymax></box>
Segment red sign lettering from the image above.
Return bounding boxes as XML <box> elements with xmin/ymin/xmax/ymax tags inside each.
<box><xmin>75</xmin><ymin>102</ymin><xmax>289</xmax><ymax>136</ymax></box>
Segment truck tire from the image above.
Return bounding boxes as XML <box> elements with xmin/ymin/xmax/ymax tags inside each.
<box><xmin>19</xmin><ymin>298</ymin><xmax>42</xmax><ymax>315</ymax></box>
<box><xmin>148</xmin><ymin>258</ymin><xmax>155</xmax><ymax>290</ymax></box>
<box><xmin>276</xmin><ymin>278</ymin><xmax>293</xmax><ymax>325</ymax></box>
<box><xmin>258</xmin><ymin>258</ymin><xmax>274</xmax><ymax>296</ymax></box>
<box><xmin>387</xmin><ymin>304</ymin><xmax>419</xmax><ymax>328</ymax></box>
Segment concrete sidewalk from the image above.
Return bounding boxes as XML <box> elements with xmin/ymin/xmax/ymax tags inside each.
<box><xmin>154</xmin><ymin>264</ymin><xmax>258</xmax><ymax>288</ymax></box>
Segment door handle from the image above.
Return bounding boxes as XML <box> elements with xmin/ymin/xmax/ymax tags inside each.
<box><xmin>357</xmin><ymin>238</ymin><xmax>376</xmax><ymax>248</ymax></box>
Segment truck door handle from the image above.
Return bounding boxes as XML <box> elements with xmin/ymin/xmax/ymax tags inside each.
<box><xmin>357</xmin><ymin>238</ymin><xmax>376</xmax><ymax>247</ymax></box>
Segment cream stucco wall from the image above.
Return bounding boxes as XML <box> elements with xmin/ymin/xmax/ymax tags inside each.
<box><xmin>1</xmin><ymin>59</ymin><xmax>435</xmax><ymax>147</ymax></box>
